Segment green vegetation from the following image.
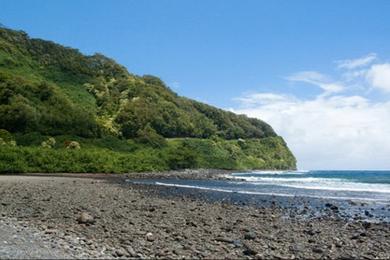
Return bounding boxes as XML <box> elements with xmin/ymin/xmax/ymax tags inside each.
<box><xmin>0</xmin><ymin>27</ymin><xmax>296</xmax><ymax>173</ymax></box>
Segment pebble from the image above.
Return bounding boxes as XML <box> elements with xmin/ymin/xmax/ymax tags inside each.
<box><xmin>125</xmin><ymin>246</ymin><xmax>137</xmax><ymax>257</ymax></box>
<box><xmin>77</xmin><ymin>212</ymin><xmax>95</xmax><ymax>224</ymax></box>
<box><xmin>114</xmin><ymin>248</ymin><xmax>127</xmax><ymax>257</ymax></box>
<box><xmin>244</xmin><ymin>231</ymin><xmax>256</xmax><ymax>240</ymax></box>
<box><xmin>312</xmin><ymin>246</ymin><xmax>324</xmax><ymax>254</ymax></box>
<box><xmin>146</xmin><ymin>232</ymin><xmax>155</xmax><ymax>242</ymax></box>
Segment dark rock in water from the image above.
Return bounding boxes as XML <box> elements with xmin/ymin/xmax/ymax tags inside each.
<box><xmin>244</xmin><ymin>231</ymin><xmax>256</xmax><ymax>240</ymax></box>
<box><xmin>364</xmin><ymin>210</ymin><xmax>373</xmax><ymax>218</ymax></box>
<box><xmin>349</xmin><ymin>200</ymin><xmax>358</xmax><ymax>206</ymax></box>
<box><xmin>77</xmin><ymin>212</ymin><xmax>95</xmax><ymax>224</ymax></box>
<box><xmin>325</xmin><ymin>203</ymin><xmax>339</xmax><ymax>211</ymax></box>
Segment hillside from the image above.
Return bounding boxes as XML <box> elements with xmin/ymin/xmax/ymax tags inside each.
<box><xmin>0</xmin><ymin>27</ymin><xmax>296</xmax><ymax>172</ymax></box>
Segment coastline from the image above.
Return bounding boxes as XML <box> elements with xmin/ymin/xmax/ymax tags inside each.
<box><xmin>0</xmin><ymin>174</ymin><xmax>389</xmax><ymax>259</ymax></box>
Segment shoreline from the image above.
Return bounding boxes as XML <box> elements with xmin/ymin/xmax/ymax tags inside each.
<box><xmin>11</xmin><ymin>169</ymin><xmax>243</xmax><ymax>180</ymax></box>
<box><xmin>0</xmin><ymin>174</ymin><xmax>389</xmax><ymax>259</ymax></box>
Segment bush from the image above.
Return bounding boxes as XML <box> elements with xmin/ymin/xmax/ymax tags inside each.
<box><xmin>165</xmin><ymin>141</ymin><xmax>199</xmax><ymax>170</ymax></box>
<box><xmin>66</xmin><ymin>141</ymin><xmax>81</xmax><ymax>149</ymax></box>
<box><xmin>0</xmin><ymin>129</ymin><xmax>13</xmax><ymax>142</ymax></box>
<box><xmin>136</xmin><ymin>124</ymin><xmax>166</xmax><ymax>148</ymax></box>
<box><xmin>41</xmin><ymin>137</ymin><xmax>56</xmax><ymax>148</ymax></box>
<box><xmin>0</xmin><ymin>130</ymin><xmax>17</xmax><ymax>147</ymax></box>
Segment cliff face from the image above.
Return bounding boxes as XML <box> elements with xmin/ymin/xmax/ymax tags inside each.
<box><xmin>0</xmin><ymin>27</ymin><xmax>296</xmax><ymax>172</ymax></box>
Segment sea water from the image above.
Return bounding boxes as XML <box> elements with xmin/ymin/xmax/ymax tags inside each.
<box><xmin>138</xmin><ymin>170</ymin><xmax>390</xmax><ymax>202</ymax></box>
<box><xmin>129</xmin><ymin>170</ymin><xmax>390</xmax><ymax>221</ymax></box>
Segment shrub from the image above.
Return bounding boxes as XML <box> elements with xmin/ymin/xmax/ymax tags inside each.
<box><xmin>136</xmin><ymin>124</ymin><xmax>166</xmax><ymax>148</ymax></box>
<box><xmin>66</xmin><ymin>141</ymin><xmax>81</xmax><ymax>149</ymax></box>
<box><xmin>0</xmin><ymin>129</ymin><xmax>13</xmax><ymax>142</ymax></box>
<box><xmin>41</xmin><ymin>137</ymin><xmax>56</xmax><ymax>148</ymax></box>
<box><xmin>0</xmin><ymin>130</ymin><xmax>17</xmax><ymax>147</ymax></box>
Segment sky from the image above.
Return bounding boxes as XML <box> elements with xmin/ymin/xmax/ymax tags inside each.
<box><xmin>1</xmin><ymin>0</ymin><xmax>390</xmax><ymax>170</ymax></box>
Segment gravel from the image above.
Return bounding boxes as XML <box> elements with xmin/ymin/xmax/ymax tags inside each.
<box><xmin>0</xmin><ymin>174</ymin><xmax>389</xmax><ymax>259</ymax></box>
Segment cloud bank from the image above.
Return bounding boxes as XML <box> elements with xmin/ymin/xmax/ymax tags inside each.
<box><xmin>233</xmin><ymin>54</ymin><xmax>390</xmax><ymax>170</ymax></box>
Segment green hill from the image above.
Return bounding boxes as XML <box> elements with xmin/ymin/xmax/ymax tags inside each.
<box><xmin>0</xmin><ymin>27</ymin><xmax>296</xmax><ymax>173</ymax></box>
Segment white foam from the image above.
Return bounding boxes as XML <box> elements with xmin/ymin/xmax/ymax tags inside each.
<box><xmin>152</xmin><ymin>181</ymin><xmax>389</xmax><ymax>202</ymax></box>
<box><xmin>229</xmin><ymin>176</ymin><xmax>390</xmax><ymax>193</ymax></box>
<box><xmin>232</xmin><ymin>170</ymin><xmax>308</xmax><ymax>176</ymax></box>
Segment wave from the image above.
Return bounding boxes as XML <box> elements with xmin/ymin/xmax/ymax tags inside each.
<box><xmin>231</xmin><ymin>170</ymin><xmax>309</xmax><ymax>176</ymax></box>
<box><xmin>228</xmin><ymin>176</ymin><xmax>390</xmax><ymax>193</ymax></box>
<box><xmin>152</xmin><ymin>181</ymin><xmax>389</xmax><ymax>202</ymax></box>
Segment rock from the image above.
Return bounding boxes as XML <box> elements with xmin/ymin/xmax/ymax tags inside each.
<box><xmin>255</xmin><ymin>253</ymin><xmax>265</xmax><ymax>259</ymax></box>
<box><xmin>351</xmin><ymin>234</ymin><xmax>360</xmax><ymax>240</ymax></box>
<box><xmin>244</xmin><ymin>231</ymin><xmax>256</xmax><ymax>240</ymax></box>
<box><xmin>216</xmin><ymin>237</ymin><xmax>234</xmax><ymax>243</ymax></box>
<box><xmin>233</xmin><ymin>239</ymin><xmax>243</xmax><ymax>248</ymax></box>
<box><xmin>243</xmin><ymin>242</ymin><xmax>257</xmax><ymax>255</ymax></box>
<box><xmin>146</xmin><ymin>232</ymin><xmax>155</xmax><ymax>242</ymax></box>
<box><xmin>44</xmin><ymin>229</ymin><xmax>56</xmax><ymax>234</ymax></box>
<box><xmin>305</xmin><ymin>229</ymin><xmax>316</xmax><ymax>236</ymax></box>
<box><xmin>115</xmin><ymin>248</ymin><xmax>128</xmax><ymax>257</ymax></box>
<box><xmin>77</xmin><ymin>212</ymin><xmax>95</xmax><ymax>224</ymax></box>
<box><xmin>325</xmin><ymin>203</ymin><xmax>339</xmax><ymax>211</ymax></box>
<box><xmin>312</xmin><ymin>246</ymin><xmax>324</xmax><ymax>254</ymax></box>
<box><xmin>364</xmin><ymin>210</ymin><xmax>373</xmax><ymax>217</ymax></box>
<box><xmin>362</xmin><ymin>222</ymin><xmax>371</xmax><ymax>229</ymax></box>
<box><xmin>125</xmin><ymin>246</ymin><xmax>137</xmax><ymax>257</ymax></box>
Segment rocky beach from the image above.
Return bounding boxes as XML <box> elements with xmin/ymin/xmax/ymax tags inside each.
<box><xmin>0</xmin><ymin>173</ymin><xmax>390</xmax><ymax>259</ymax></box>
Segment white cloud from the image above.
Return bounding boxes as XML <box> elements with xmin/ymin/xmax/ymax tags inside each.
<box><xmin>234</xmin><ymin>93</ymin><xmax>390</xmax><ymax>170</ymax></box>
<box><xmin>336</xmin><ymin>53</ymin><xmax>377</xmax><ymax>69</ymax></box>
<box><xmin>286</xmin><ymin>71</ymin><xmax>328</xmax><ymax>83</ymax></box>
<box><xmin>287</xmin><ymin>71</ymin><xmax>345</xmax><ymax>96</ymax></box>
<box><xmin>234</xmin><ymin>93</ymin><xmax>292</xmax><ymax>106</ymax></box>
<box><xmin>366</xmin><ymin>63</ymin><xmax>390</xmax><ymax>92</ymax></box>
<box><xmin>232</xmin><ymin>54</ymin><xmax>390</xmax><ymax>170</ymax></box>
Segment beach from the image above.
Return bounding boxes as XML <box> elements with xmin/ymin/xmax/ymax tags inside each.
<box><xmin>0</xmin><ymin>173</ymin><xmax>389</xmax><ymax>259</ymax></box>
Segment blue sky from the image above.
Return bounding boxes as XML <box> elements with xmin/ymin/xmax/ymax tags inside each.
<box><xmin>2</xmin><ymin>0</ymin><xmax>390</xmax><ymax>169</ymax></box>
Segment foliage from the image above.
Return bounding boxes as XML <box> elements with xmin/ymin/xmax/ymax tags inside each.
<box><xmin>0</xmin><ymin>27</ymin><xmax>278</xmax><ymax>140</ymax></box>
<box><xmin>0</xmin><ymin>129</ymin><xmax>13</xmax><ymax>142</ymax></box>
<box><xmin>41</xmin><ymin>137</ymin><xmax>56</xmax><ymax>148</ymax></box>
<box><xmin>66</xmin><ymin>141</ymin><xmax>81</xmax><ymax>149</ymax></box>
<box><xmin>0</xmin><ymin>27</ymin><xmax>297</xmax><ymax>172</ymax></box>
<box><xmin>0</xmin><ymin>129</ymin><xmax>16</xmax><ymax>146</ymax></box>
<box><xmin>136</xmin><ymin>124</ymin><xmax>167</xmax><ymax>148</ymax></box>
<box><xmin>0</xmin><ymin>137</ymin><xmax>296</xmax><ymax>173</ymax></box>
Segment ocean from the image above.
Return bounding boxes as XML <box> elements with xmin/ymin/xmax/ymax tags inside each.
<box><xmin>129</xmin><ymin>170</ymin><xmax>390</xmax><ymax>222</ymax></box>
